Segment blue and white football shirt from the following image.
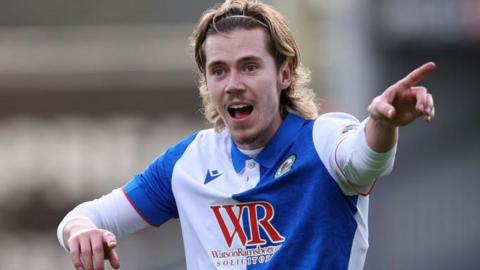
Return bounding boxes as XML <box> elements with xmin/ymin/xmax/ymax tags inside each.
<box><xmin>120</xmin><ymin>112</ymin><xmax>387</xmax><ymax>269</ymax></box>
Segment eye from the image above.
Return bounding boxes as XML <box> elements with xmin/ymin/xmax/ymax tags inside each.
<box><xmin>211</xmin><ymin>67</ymin><xmax>225</xmax><ymax>77</ymax></box>
<box><xmin>244</xmin><ymin>63</ymin><xmax>258</xmax><ymax>72</ymax></box>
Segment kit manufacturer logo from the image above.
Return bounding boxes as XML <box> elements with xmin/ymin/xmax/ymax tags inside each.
<box><xmin>204</xmin><ymin>169</ymin><xmax>222</xmax><ymax>184</ymax></box>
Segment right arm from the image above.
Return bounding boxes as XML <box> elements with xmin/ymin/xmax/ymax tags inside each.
<box><xmin>58</xmin><ymin>188</ymin><xmax>149</xmax><ymax>270</ymax></box>
<box><xmin>59</xmin><ymin>132</ymin><xmax>196</xmax><ymax>270</ymax></box>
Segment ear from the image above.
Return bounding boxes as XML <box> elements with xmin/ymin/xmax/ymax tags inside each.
<box><xmin>278</xmin><ymin>62</ymin><xmax>293</xmax><ymax>91</ymax></box>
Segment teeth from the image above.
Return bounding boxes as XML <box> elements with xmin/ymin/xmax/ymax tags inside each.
<box><xmin>229</xmin><ymin>104</ymin><xmax>250</xmax><ymax>109</ymax></box>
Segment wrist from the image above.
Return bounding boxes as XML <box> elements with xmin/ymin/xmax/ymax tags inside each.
<box><xmin>63</xmin><ymin>217</ymin><xmax>96</xmax><ymax>249</ymax></box>
<box><xmin>368</xmin><ymin>115</ymin><xmax>396</xmax><ymax>129</ymax></box>
<box><xmin>365</xmin><ymin>117</ymin><xmax>398</xmax><ymax>153</ymax></box>
<box><xmin>68</xmin><ymin>222</ymin><xmax>96</xmax><ymax>235</ymax></box>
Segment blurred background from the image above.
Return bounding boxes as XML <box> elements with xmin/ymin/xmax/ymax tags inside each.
<box><xmin>0</xmin><ymin>0</ymin><xmax>478</xmax><ymax>269</ymax></box>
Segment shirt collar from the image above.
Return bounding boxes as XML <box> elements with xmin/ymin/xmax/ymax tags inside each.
<box><xmin>230</xmin><ymin>112</ymin><xmax>305</xmax><ymax>173</ymax></box>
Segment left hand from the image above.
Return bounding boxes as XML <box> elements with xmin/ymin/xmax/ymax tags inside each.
<box><xmin>368</xmin><ymin>62</ymin><xmax>436</xmax><ymax>127</ymax></box>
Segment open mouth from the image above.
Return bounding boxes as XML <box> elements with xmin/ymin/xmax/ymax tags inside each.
<box><xmin>228</xmin><ymin>104</ymin><xmax>254</xmax><ymax>119</ymax></box>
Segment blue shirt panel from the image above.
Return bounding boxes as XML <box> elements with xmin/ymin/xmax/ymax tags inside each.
<box><xmin>232</xmin><ymin>115</ymin><xmax>359</xmax><ymax>270</ymax></box>
<box><xmin>123</xmin><ymin>132</ymin><xmax>198</xmax><ymax>226</ymax></box>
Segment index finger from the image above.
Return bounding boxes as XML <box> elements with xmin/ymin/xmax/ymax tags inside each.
<box><xmin>108</xmin><ymin>247</ymin><xmax>121</xmax><ymax>269</ymax></box>
<box><xmin>398</xmin><ymin>62</ymin><xmax>436</xmax><ymax>88</ymax></box>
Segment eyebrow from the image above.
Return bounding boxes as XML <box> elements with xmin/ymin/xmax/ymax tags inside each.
<box><xmin>206</xmin><ymin>55</ymin><xmax>264</xmax><ymax>70</ymax></box>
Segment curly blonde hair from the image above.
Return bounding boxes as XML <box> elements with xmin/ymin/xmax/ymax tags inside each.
<box><xmin>191</xmin><ymin>0</ymin><xmax>319</xmax><ymax>131</ymax></box>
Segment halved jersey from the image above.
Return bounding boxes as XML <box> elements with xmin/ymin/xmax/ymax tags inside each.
<box><xmin>122</xmin><ymin>112</ymin><xmax>374</xmax><ymax>269</ymax></box>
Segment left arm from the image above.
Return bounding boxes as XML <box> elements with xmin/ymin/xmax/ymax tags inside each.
<box><xmin>314</xmin><ymin>62</ymin><xmax>436</xmax><ymax>196</ymax></box>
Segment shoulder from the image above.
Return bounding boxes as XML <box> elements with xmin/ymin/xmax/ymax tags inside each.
<box><xmin>313</xmin><ymin>112</ymin><xmax>361</xmax><ymax>137</ymax></box>
<box><xmin>163</xmin><ymin>127</ymin><xmax>223</xmax><ymax>154</ymax></box>
<box><xmin>129</xmin><ymin>128</ymin><xmax>217</xmax><ymax>193</ymax></box>
<box><xmin>311</xmin><ymin>112</ymin><xmax>364</xmax><ymax>194</ymax></box>
<box><xmin>315</xmin><ymin>112</ymin><xmax>360</xmax><ymax>127</ymax></box>
<box><xmin>311</xmin><ymin>112</ymin><xmax>362</xmax><ymax>165</ymax></box>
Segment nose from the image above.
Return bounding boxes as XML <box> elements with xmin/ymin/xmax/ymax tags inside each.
<box><xmin>225</xmin><ymin>70</ymin><xmax>246</xmax><ymax>94</ymax></box>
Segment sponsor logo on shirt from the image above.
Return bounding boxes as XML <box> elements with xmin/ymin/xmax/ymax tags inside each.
<box><xmin>274</xmin><ymin>154</ymin><xmax>296</xmax><ymax>179</ymax></box>
<box><xmin>210</xmin><ymin>201</ymin><xmax>284</xmax><ymax>267</ymax></box>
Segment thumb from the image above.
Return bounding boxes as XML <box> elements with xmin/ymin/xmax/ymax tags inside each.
<box><xmin>103</xmin><ymin>230</ymin><xmax>117</xmax><ymax>248</ymax></box>
<box><xmin>369</xmin><ymin>99</ymin><xmax>396</xmax><ymax>120</ymax></box>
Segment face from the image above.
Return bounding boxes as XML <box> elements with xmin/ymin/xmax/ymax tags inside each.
<box><xmin>204</xmin><ymin>28</ymin><xmax>292</xmax><ymax>150</ymax></box>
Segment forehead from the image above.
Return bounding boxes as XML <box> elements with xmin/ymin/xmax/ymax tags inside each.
<box><xmin>204</xmin><ymin>28</ymin><xmax>272</xmax><ymax>65</ymax></box>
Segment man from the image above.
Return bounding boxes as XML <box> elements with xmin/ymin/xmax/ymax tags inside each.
<box><xmin>57</xmin><ymin>0</ymin><xmax>436</xmax><ymax>269</ymax></box>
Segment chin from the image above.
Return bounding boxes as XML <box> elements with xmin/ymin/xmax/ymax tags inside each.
<box><xmin>232</xmin><ymin>132</ymin><xmax>254</xmax><ymax>144</ymax></box>
<box><xmin>231</xmin><ymin>129</ymin><xmax>263</xmax><ymax>149</ymax></box>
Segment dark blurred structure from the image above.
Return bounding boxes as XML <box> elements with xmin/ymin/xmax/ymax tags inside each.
<box><xmin>366</xmin><ymin>1</ymin><xmax>480</xmax><ymax>269</ymax></box>
<box><xmin>0</xmin><ymin>0</ymin><xmax>478</xmax><ymax>269</ymax></box>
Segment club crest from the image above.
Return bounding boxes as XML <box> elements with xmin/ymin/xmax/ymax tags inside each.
<box><xmin>275</xmin><ymin>155</ymin><xmax>296</xmax><ymax>179</ymax></box>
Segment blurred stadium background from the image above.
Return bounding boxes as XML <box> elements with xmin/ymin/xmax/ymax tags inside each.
<box><xmin>0</xmin><ymin>0</ymin><xmax>479</xmax><ymax>269</ymax></box>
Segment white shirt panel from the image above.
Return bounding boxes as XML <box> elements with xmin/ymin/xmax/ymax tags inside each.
<box><xmin>171</xmin><ymin>129</ymin><xmax>254</xmax><ymax>270</ymax></box>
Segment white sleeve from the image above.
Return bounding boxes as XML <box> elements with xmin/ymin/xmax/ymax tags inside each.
<box><xmin>313</xmin><ymin>113</ymin><xmax>397</xmax><ymax>196</ymax></box>
<box><xmin>56</xmin><ymin>188</ymin><xmax>149</xmax><ymax>251</ymax></box>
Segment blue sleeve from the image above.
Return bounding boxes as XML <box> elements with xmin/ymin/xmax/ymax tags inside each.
<box><xmin>122</xmin><ymin>132</ymin><xmax>198</xmax><ymax>227</ymax></box>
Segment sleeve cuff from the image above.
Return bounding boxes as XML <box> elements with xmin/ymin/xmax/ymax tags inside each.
<box><xmin>56</xmin><ymin>216</ymin><xmax>94</xmax><ymax>251</ymax></box>
<box><xmin>356</xmin><ymin>123</ymin><xmax>397</xmax><ymax>174</ymax></box>
<box><xmin>337</xmin><ymin>120</ymin><xmax>397</xmax><ymax>196</ymax></box>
